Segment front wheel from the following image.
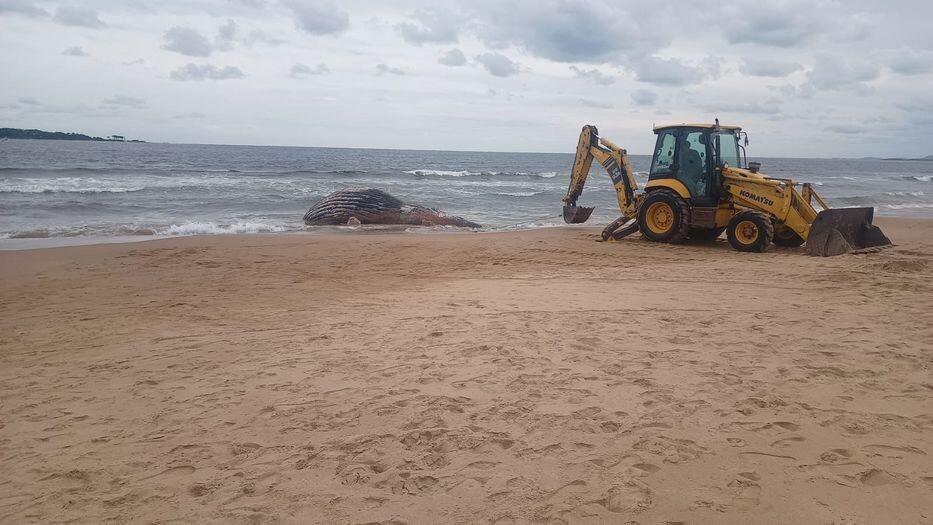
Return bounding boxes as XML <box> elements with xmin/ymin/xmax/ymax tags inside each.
<box><xmin>636</xmin><ymin>189</ymin><xmax>690</xmax><ymax>244</ymax></box>
<box><xmin>727</xmin><ymin>211</ymin><xmax>774</xmax><ymax>252</ymax></box>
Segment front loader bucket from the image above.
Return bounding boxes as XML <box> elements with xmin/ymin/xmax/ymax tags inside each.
<box><xmin>563</xmin><ymin>205</ymin><xmax>595</xmax><ymax>224</ymax></box>
<box><xmin>807</xmin><ymin>207</ymin><xmax>892</xmax><ymax>257</ymax></box>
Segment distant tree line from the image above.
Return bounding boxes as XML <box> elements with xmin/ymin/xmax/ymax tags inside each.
<box><xmin>0</xmin><ymin>128</ymin><xmax>144</xmax><ymax>142</ymax></box>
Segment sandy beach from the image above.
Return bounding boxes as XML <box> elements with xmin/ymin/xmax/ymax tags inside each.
<box><xmin>1</xmin><ymin>218</ymin><xmax>931</xmax><ymax>524</ymax></box>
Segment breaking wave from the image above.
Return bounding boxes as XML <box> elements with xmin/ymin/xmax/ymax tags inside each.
<box><xmin>160</xmin><ymin>221</ymin><xmax>290</xmax><ymax>236</ymax></box>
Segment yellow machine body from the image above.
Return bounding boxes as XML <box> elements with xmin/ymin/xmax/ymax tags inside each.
<box><xmin>562</xmin><ymin>123</ymin><xmax>891</xmax><ymax>255</ymax></box>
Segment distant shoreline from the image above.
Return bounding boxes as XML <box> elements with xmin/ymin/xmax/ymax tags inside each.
<box><xmin>0</xmin><ymin>128</ymin><xmax>145</xmax><ymax>143</ymax></box>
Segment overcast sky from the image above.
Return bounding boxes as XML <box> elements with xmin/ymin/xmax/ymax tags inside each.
<box><xmin>1</xmin><ymin>0</ymin><xmax>932</xmax><ymax>156</ymax></box>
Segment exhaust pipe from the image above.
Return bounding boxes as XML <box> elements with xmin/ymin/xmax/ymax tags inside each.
<box><xmin>807</xmin><ymin>207</ymin><xmax>891</xmax><ymax>256</ymax></box>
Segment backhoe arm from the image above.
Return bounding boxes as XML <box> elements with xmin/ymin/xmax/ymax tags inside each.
<box><xmin>562</xmin><ymin>125</ymin><xmax>639</xmax><ymax>226</ymax></box>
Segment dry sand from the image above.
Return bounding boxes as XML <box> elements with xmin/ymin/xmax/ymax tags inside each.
<box><xmin>1</xmin><ymin>217</ymin><xmax>931</xmax><ymax>524</ymax></box>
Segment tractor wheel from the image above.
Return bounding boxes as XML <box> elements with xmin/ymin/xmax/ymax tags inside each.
<box><xmin>689</xmin><ymin>226</ymin><xmax>727</xmax><ymax>242</ymax></box>
<box><xmin>727</xmin><ymin>211</ymin><xmax>774</xmax><ymax>252</ymax></box>
<box><xmin>772</xmin><ymin>226</ymin><xmax>805</xmax><ymax>247</ymax></box>
<box><xmin>637</xmin><ymin>189</ymin><xmax>690</xmax><ymax>244</ymax></box>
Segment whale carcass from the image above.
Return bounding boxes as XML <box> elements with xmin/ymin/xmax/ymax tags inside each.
<box><xmin>303</xmin><ymin>188</ymin><xmax>480</xmax><ymax>228</ymax></box>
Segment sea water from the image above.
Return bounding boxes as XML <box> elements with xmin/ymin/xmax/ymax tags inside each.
<box><xmin>1</xmin><ymin>139</ymin><xmax>931</xmax><ymax>244</ymax></box>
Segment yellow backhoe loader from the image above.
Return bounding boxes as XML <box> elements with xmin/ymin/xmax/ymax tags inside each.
<box><xmin>562</xmin><ymin>123</ymin><xmax>891</xmax><ymax>256</ymax></box>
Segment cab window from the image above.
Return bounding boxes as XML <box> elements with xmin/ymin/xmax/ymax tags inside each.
<box><xmin>714</xmin><ymin>132</ymin><xmax>740</xmax><ymax>168</ymax></box>
<box><xmin>678</xmin><ymin>131</ymin><xmax>708</xmax><ymax>198</ymax></box>
<box><xmin>650</xmin><ymin>131</ymin><xmax>676</xmax><ymax>176</ymax></box>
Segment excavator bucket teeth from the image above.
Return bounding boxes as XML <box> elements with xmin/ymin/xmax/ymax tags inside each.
<box><xmin>806</xmin><ymin>207</ymin><xmax>891</xmax><ymax>257</ymax></box>
<box><xmin>563</xmin><ymin>205</ymin><xmax>595</xmax><ymax>224</ymax></box>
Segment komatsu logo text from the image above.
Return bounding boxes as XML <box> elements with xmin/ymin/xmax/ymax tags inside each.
<box><xmin>739</xmin><ymin>189</ymin><xmax>774</xmax><ymax>207</ymax></box>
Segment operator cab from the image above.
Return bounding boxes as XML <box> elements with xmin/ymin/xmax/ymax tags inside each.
<box><xmin>648</xmin><ymin>123</ymin><xmax>745</xmax><ymax>207</ymax></box>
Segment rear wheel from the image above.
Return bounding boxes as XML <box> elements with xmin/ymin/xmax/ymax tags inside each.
<box><xmin>772</xmin><ymin>226</ymin><xmax>805</xmax><ymax>247</ymax></box>
<box><xmin>727</xmin><ymin>211</ymin><xmax>774</xmax><ymax>252</ymax></box>
<box><xmin>637</xmin><ymin>189</ymin><xmax>690</xmax><ymax>244</ymax></box>
<box><xmin>689</xmin><ymin>226</ymin><xmax>727</xmax><ymax>242</ymax></box>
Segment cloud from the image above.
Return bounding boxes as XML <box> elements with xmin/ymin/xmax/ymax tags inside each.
<box><xmin>471</xmin><ymin>1</ymin><xmax>658</xmax><ymax>64</ymax></box>
<box><xmin>569</xmin><ymin>66</ymin><xmax>615</xmax><ymax>85</ymax></box>
<box><xmin>438</xmin><ymin>48</ymin><xmax>466</xmax><ymax>67</ymax></box>
<box><xmin>170</xmin><ymin>63</ymin><xmax>244</xmax><ymax>81</ymax></box>
<box><xmin>291</xmin><ymin>62</ymin><xmax>330</xmax><ymax>78</ymax></box>
<box><xmin>0</xmin><ymin>0</ymin><xmax>47</xmax><ymax>17</ymax></box>
<box><xmin>173</xmin><ymin>112</ymin><xmax>207</xmax><ymax>119</ymax></box>
<box><xmin>739</xmin><ymin>58</ymin><xmax>802</xmax><ymax>77</ymax></box>
<box><xmin>825</xmin><ymin>124</ymin><xmax>864</xmax><ymax>134</ymax></box>
<box><xmin>397</xmin><ymin>9</ymin><xmax>459</xmax><ymax>45</ymax></box>
<box><xmin>632</xmin><ymin>57</ymin><xmax>704</xmax><ymax>86</ymax></box>
<box><xmin>630</xmin><ymin>89</ymin><xmax>657</xmax><ymax>106</ymax></box>
<box><xmin>284</xmin><ymin>0</ymin><xmax>349</xmax><ymax>35</ymax></box>
<box><xmin>805</xmin><ymin>54</ymin><xmax>880</xmax><ymax>91</ymax></box>
<box><xmin>579</xmin><ymin>98</ymin><xmax>612</xmax><ymax>109</ymax></box>
<box><xmin>474</xmin><ymin>52</ymin><xmax>519</xmax><ymax>77</ymax></box>
<box><xmin>123</xmin><ymin>58</ymin><xmax>145</xmax><ymax>66</ymax></box>
<box><xmin>703</xmin><ymin>100</ymin><xmax>782</xmax><ymax>115</ymax></box>
<box><xmin>726</xmin><ymin>5</ymin><xmax>818</xmax><ymax>48</ymax></box>
<box><xmin>885</xmin><ymin>50</ymin><xmax>933</xmax><ymax>76</ymax></box>
<box><xmin>17</xmin><ymin>96</ymin><xmax>39</xmax><ymax>105</ymax></box>
<box><xmin>62</xmin><ymin>46</ymin><xmax>88</xmax><ymax>57</ymax></box>
<box><xmin>376</xmin><ymin>63</ymin><xmax>404</xmax><ymax>75</ymax></box>
<box><xmin>103</xmin><ymin>95</ymin><xmax>146</xmax><ymax>107</ymax></box>
<box><xmin>242</xmin><ymin>30</ymin><xmax>285</xmax><ymax>47</ymax></box>
<box><xmin>215</xmin><ymin>19</ymin><xmax>237</xmax><ymax>51</ymax></box>
<box><xmin>162</xmin><ymin>27</ymin><xmax>213</xmax><ymax>57</ymax></box>
<box><xmin>53</xmin><ymin>6</ymin><xmax>105</xmax><ymax>28</ymax></box>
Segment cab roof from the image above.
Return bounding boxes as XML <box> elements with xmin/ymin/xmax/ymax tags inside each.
<box><xmin>653</xmin><ymin>123</ymin><xmax>742</xmax><ymax>133</ymax></box>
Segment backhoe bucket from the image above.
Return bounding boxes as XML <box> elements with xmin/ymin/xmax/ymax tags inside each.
<box><xmin>563</xmin><ymin>205</ymin><xmax>594</xmax><ymax>224</ymax></box>
<box><xmin>806</xmin><ymin>207</ymin><xmax>891</xmax><ymax>257</ymax></box>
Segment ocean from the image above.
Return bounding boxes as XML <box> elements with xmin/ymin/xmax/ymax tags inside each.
<box><xmin>1</xmin><ymin>139</ymin><xmax>931</xmax><ymax>245</ymax></box>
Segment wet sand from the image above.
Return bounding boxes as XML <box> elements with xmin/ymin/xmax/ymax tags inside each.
<box><xmin>1</xmin><ymin>218</ymin><xmax>931</xmax><ymax>523</ymax></box>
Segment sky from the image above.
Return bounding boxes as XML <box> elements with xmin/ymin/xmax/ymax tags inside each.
<box><xmin>1</xmin><ymin>0</ymin><xmax>932</xmax><ymax>157</ymax></box>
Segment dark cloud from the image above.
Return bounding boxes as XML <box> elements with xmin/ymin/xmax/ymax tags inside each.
<box><xmin>62</xmin><ymin>46</ymin><xmax>89</xmax><ymax>57</ymax></box>
<box><xmin>0</xmin><ymin>0</ymin><xmax>47</xmax><ymax>17</ymax></box>
<box><xmin>291</xmin><ymin>62</ymin><xmax>330</xmax><ymax>78</ymax></box>
<box><xmin>397</xmin><ymin>9</ymin><xmax>459</xmax><ymax>45</ymax></box>
<box><xmin>474</xmin><ymin>52</ymin><xmax>519</xmax><ymax>77</ymax></box>
<box><xmin>886</xmin><ymin>50</ymin><xmax>933</xmax><ymax>75</ymax></box>
<box><xmin>726</xmin><ymin>5</ymin><xmax>818</xmax><ymax>47</ymax></box>
<box><xmin>215</xmin><ymin>19</ymin><xmax>237</xmax><ymax>51</ymax></box>
<box><xmin>53</xmin><ymin>6</ymin><xmax>105</xmax><ymax>28</ymax></box>
<box><xmin>162</xmin><ymin>27</ymin><xmax>213</xmax><ymax>57</ymax></box>
<box><xmin>467</xmin><ymin>1</ymin><xmax>667</xmax><ymax>66</ymax></box>
<box><xmin>630</xmin><ymin>89</ymin><xmax>657</xmax><ymax>106</ymax></box>
<box><xmin>122</xmin><ymin>58</ymin><xmax>145</xmax><ymax>66</ymax></box>
<box><xmin>170</xmin><ymin>63</ymin><xmax>244</xmax><ymax>81</ymax></box>
<box><xmin>739</xmin><ymin>58</ymin><xmax>802</xmax><ymax>77</ymax></box>
<box><xmin>438</xmin><ymin>48</ymin><xmax>466</xmax><ymax>67</ymax></box>
<box><xmin>376</xmin><ymin>63</ymin><xmax>404</xmax><ymax>75</ymax></box>
<box><xmin>103</xmin><ymin>95</ymin><xmax>146</xmax><ymax>107</ymax></box>
<box><xmin>17</xmin><ymin>96</ymin><xmax>40</xmax><ymax>105</ymax></box>
<box><xmin>569</xmin><ymin>66</ymin><xmax>615</xmax><ymax>85</ymax></box>
<box><xmin>284</xmin><ymin>0</ymin><xmax>349</xmax><ymax>35</ymax></box>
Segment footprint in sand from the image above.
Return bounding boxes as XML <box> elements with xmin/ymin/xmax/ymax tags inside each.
<box><xmin>770</xmin><ymin>436</ymin><xmax>805</xmax><ymax>448</ymax></box>
<box><xmin>598</xmin><ymin>481</ymin><xmax>652</xmax><ymax>513</ymax></box>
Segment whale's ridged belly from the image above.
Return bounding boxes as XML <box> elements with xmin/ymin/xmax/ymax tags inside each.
<box><xmin>303</xmin><ymin>188</ymin><xmax>480</xmax><ymax>228</ymax></box>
